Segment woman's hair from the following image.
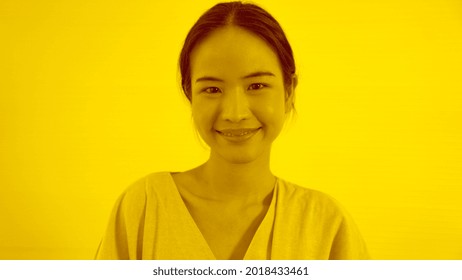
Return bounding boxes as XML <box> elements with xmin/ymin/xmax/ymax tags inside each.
<box><xmin>179</xmin><ymin>1</ymin><xmax>297</xmax><ymax>108</ymax></box>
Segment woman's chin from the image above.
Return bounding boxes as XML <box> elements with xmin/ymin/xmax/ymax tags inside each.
<box><xmin>213</xmin><ymin>148</ymin><xmax>270</xmax><ymax>165</ymax></box>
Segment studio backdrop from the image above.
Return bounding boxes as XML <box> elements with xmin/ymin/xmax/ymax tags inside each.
<box><xmin>1</xmin><ymin>0</ymin><xmax>461</xmax><ymax>259</ymax></box>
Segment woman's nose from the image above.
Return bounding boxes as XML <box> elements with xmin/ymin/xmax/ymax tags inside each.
<box><xmin>220</xmin><ymin>87</ymin><xmax>251</xmax><ymax>123</ymax></box>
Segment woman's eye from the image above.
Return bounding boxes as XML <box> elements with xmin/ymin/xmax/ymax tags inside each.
<box><xmin>204</xmin><ymin>87</ymin><xmax>221</xmax><ymax>94</ymax></box>
<box><xmin>248</xmin><ymin>83</ymin><xmax>266</xmax><ymax>90</ymax></box>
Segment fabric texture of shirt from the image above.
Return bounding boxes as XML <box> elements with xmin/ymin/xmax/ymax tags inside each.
<box><xmin>95</xmin><ymin>172</ymin><xmax>369</xmax><ymax>259</ymax></box>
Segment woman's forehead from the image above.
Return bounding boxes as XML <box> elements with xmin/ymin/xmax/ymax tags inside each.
<box><xmin>190</xmin><ymin>26</ymin><xmax>283</xmax><ymax>80</ymax></box>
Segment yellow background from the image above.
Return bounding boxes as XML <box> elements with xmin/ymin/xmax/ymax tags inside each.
<box><xmin>1</xmin><ymin>0</ymin><xmax>461</xmax><ymax>259</ymax></box>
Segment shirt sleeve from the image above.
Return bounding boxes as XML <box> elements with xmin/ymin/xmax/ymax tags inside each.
<box><xmin>328</xmin><ymin>211</ymin><xmax>370</xmax><ymax>260</ymax></box>
<box><xmin>95</xmin><ymin>180</ymin><xmax>147</xmax><ymax>260</ymax></box>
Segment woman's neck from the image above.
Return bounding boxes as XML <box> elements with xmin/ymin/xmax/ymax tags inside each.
<box><xmin>191</xmin><ymin>151</ymin><xmax>276</xmax><ymax>201</ymax></box>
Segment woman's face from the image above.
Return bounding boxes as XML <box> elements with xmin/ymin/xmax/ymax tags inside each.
<box><xmin>190</xmin><ymin>26</ymin><xmax>289</xmax><ymax>164</ymax></box>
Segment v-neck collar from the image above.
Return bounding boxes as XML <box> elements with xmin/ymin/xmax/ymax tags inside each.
<box><xmin>166</xmin><ymin>172</ymin><xmax>278</xmax><ymax>260</ymax></box>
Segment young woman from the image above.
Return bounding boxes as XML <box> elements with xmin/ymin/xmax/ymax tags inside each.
<box><xmin>96</xmin><ymin>1</ymin><xmax>369</xmax><ymax>260</ymax></box>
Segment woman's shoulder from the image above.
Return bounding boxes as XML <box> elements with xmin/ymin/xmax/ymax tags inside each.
<box><xmin>117</xmin><ymin>171</ymin><xmax>175</xmax><ymax>205</ymax></box>
<box><xmin>277</xmin><ymin>178</ymin><xmax>338</xmax><ymax>203</ymax></box>
<box><xmin>274</xmin><ymin>178</ymin><xmax>370</xmax><ymax>259</ymax></box>
<box><xmin>276</xmin><ymin>178</ymin><xmax>349</xmax><ymax>217</ymax></box>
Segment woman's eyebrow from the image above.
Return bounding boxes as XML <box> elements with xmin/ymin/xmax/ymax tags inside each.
<box><xmin>195</xmin><ymin>71</ymin><xmax>275</xmax><ymax>83</ymax></box>
<box><xmin>195</xmin><ymin>76</ymin><xmax>224</xmax><ymax>83</ymax></box>
<box><xmin>242</xmin><ymin>71</ymin><xmax>275</xmax><ymax>79</ymax></box>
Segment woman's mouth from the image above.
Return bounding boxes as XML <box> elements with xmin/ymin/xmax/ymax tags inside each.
<box><xmin>216</xmin><ymin>128</ymin><xmax>261</xmax><ymax>142</ymax></box>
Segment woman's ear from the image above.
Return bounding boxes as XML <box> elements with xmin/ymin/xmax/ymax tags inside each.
<box><xmin>285</xmin><ymin>74</ymin><xmax>298</xmax><ymax>113</ymax></box>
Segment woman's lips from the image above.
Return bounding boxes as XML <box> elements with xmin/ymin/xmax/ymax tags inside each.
<box><xmin>218</xmin><ymin>128</ymin><xmax>259</xmax><ymax>136</ymax></box>
<box><xmin>216</xmin><ymin>128</ymin><xmax>261</xmax><ymax>141</ymax></box>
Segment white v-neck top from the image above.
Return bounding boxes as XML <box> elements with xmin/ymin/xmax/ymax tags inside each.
<box><xmin>96</xmin><ymin>172</ymin><xmax>369</xmax><ymax>259</ymax></box>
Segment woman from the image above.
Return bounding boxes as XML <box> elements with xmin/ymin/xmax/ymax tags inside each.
<box><xmin>96</xmin><ymin>1</ymin><xmax>369</xmax><ymax>260</ymax></box>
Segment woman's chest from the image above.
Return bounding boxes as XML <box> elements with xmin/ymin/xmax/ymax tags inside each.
<box><xmin>183</xmin><ymin>198</ymin><xmax>270</xmax><ymax>259</ymax></box>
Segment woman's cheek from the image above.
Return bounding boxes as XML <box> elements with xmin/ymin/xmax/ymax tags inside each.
<box><xmin>259</xmin><ymin>99</ymin><xmax>285</xmax><ymax>120</ymax></box>
<box><xmin>259</xmin><ymin>100</ymin><xmax>286</xmax><ymax>136</ymax></box>
<box><xmin>193</xmin><ymin>101</ymin><xmax>215</xmax><ymax>131</ymax></box>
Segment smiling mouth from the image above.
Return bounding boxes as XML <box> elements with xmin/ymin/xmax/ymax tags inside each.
<box><xmin>217</xmin><ymin>128</ymin><xmax>260</xmax><ymax>137</ymax></box>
